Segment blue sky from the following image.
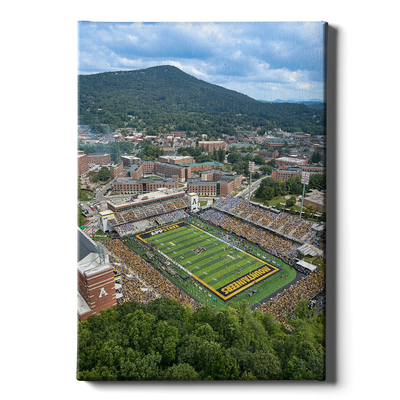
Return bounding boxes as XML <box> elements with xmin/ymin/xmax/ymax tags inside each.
<box><xmin>78</xmin><ymin>21</ymin><xmax>326</xmax><ymax>102</ymax></box>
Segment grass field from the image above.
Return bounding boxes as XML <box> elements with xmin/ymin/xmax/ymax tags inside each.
<box><xmin>137</xmin><ymin>221</ymin><xmax>283</xmax><ymax>301</ymax></box>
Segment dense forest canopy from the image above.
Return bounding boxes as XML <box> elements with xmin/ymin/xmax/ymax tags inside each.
<box><xmin>78</xmin><ymin>65</ymin><xmax>326</xmax><ymax>136</ymax></box>
<box><xmin>77</xmin><ymin>298</ymin><xmax>325</xmax><ymax>381</ymax></box>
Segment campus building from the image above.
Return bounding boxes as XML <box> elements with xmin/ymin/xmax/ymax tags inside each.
<box><xmin>271</xmin><ymin>165</ymin><xmax>326</xmax><ymax>182</ymax></box>
<box><xmin>187</xmin><ymin>170</ymin><xmax>243</xmax><ymax>196</ymax></box>
<box><xmin>77</xmin><ymin>229</ymin><xmax>120</xmax><ymax>321</ymax></box>
<box><xmin>275</xmin><ymin>157</ymin><xmax>308</xmax><ymax>167</ymax></box>
<box><xmin>271</xmin><ymin>168</ymin><xmax>302</xmax><ymax>181</ymax></box>
<box><xmin>78</xmin><ymin>151</ymin><xmax>89</xmax><ymax>176</ymax></box>
<box><xmin>112</xmin><ymin>176</ymin><xmax>178</xmax><ymax>195</ymax></box>
<box><xmin>158</xmin><ymin>155</ymin><xmax>194</xmax><ymax>164</ymax></box>
<box><xmin>188</xmin><ymin>161</ymin><xmax>225</xmax><ymax>172</ymax></box>
<box><xmin>198</xmin><ymin>140</ymin><xmax>226</xmax><ymax>152</ymax></box>
<box><xmin>303</xmin><ymin>189</ymin><xmax>326</xmax><ymax>213</ymax></box>
<box><xmin>87</xmin><ymin>153</ymin><xmax>111</xmax><ymax>165</ymax></box>
<box><xmin>121</xmin><ymin>155</ymin><xmax>142</xmax><ymax>167</ymax></box>
<box><xmin>258</xmin><ymin>149</ymin><xmax>279</xmax><ymax>159</ymax></box>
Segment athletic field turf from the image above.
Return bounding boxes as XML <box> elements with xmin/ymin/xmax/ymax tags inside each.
<box><xmin>136</xmin><ymin>221</ymin><xmax>282</xmax><ymax>301</ymax></box>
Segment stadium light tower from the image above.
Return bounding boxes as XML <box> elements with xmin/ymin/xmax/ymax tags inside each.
<box><xmin>248</xmin><ymin>161</ymin><xmax>255</xmax><ymax>202</ymax></box>
<box><xmin>299</xmin><ymin>171</ymin><xmax>310</xmax><ymax>219</ymax></box>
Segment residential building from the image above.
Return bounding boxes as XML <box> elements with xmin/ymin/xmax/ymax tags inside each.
<box><xmin>275</xmin><ymin>157</ymin><xmax>308</xmax><ymax>167</ymax></box>
<box><xmin>158</xmin><ymin>155</ymin><xmax>194</xmax><ymax>164</ymax></box>
<box><xmin>198</xmin><ymin>140</ymin><xmax>226</xmax><ymax>152</ymax></box>
<box><xmin>188</xmin><ymin>161</ymin><xmax>225</xmax><ymax>173</ymax></box>
<box><xmin>258</xmin><ymin>149</ymin><xmax>279</xmax><ymax>159</ymax></box>
<box><xmin>87</xmin><ymin>153</ymin><xmax>111</xmax><ymax>165</ymax></box>
<box><xmin>109</xmin><ymin>162</ymin><xmax>124</xmax><ymax>178</ymax></box>
<box><xmin>187</xmin><ymin>170</ymin><xmax>242</xmax><ymax>196</ymax></box>
<box><xmin>293</xmin><ymin>133</ymin><xmax>311</xmax><ymax>141</ymax></box>
<box><xmin>78</xmin><ymin>151</ymin><xmax>89</xmax><ymax>176</ymax></box>
<box><xmin>121</xmin><ymin>155</ymin><xmax>142</xmax><ymax>167</ymax></box>
<box><xmin>112</xmin><ymin>176</ymin><xmax>178</xmax><ymax>195</ymax></box>
<box><xmin>272</xmin><ymin>168</ymin><xmax>304</xmax><ymax>181</ymax></box>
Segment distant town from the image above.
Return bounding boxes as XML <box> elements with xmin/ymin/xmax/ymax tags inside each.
<box><xmin>78</xmin><ymin>126</ymin><xmax>326</xmax><ymax>216</ymax></box>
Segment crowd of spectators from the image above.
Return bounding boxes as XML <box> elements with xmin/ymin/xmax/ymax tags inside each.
<box><xmin>258</xmin><ymin>268</ymin><xmax>325</xmax><ymax>328</ymax></box>
<box><xmin>114</xmin><ymin>219</ymin><xmax>157</xmax><ymax>237</ymax></box>
<box><xmin>108</xmin><ymin>197</ymin><xmax>188</xmax><ymax>227</ymax></box>
<box><xmin>115</xmin><ymin>222</ymin><xmax>139</xmax><ymax>237</ymax></box>
<box><xmin>212</xmin><ymin>197</ymin><xmax>316</xmax><ymax>242</ymax></box>
<box><xmin>114</xmin><ymin>210</ymin><xmax>190</xmax><ymax>237</ymax></box>
<box><xmin>103</xmin><ymin>239</ymin><xmax>198</xmax><ymax>309</ymax></box>
<box><xmin>155</xmin><ymin>210</ymin><xmax>189</xmax><ymax>225</ymax></box>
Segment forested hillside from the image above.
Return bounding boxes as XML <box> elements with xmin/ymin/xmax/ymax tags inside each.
<box><xmin>78</xmin><ymin>65</ymin><xmax>325</xmax><ymax>135</ymax></box>
<box><xmin>77</xmin><ymin>298</ymin><xmax>325</xmax><ymax>381</ymax></box>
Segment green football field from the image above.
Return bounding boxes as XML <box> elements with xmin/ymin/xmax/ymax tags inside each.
<box><xmin>137</xmin><ymin>221</ymin><xmax>281</xmax><ymax>301</ymax></box>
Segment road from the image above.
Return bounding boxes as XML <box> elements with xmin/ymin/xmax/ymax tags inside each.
<box><xmin>237</xmin><ymin>177</ymin><xmax>265</xmax><ymax>199</ymax></box>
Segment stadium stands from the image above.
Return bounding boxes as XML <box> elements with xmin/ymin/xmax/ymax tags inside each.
<box><xmin>212</xmin><ymin>197</ymin><xmax>316</xmax><ymax>243</ymax></box>
<box><xmin>107</xmin><ymin>197</ymin><xmax>188</xmax><ymax>227</ymax></box>
<box><xmin>103</xmin><ymin>239</ymin><xmax>197</xmax><ymax>309</ymax></box>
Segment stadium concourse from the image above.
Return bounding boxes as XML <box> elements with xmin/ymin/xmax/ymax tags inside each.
<box><xmin>84</xmin><ymin>192</ymin><xmax>325</xmax><ymax>327</ymax></box>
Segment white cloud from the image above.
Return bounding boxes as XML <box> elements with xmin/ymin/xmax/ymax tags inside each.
<box><xmin>78</xmin><ymin>21</ymin><xmax>326</xmax><ymax>101</ymax></box>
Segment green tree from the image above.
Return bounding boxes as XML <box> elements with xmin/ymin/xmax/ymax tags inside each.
<box><xmin>262</xmin><ymin>186</ymin><xmax>275</xmax><ymax>201</ymax></box>
<box><xmin>194</xmin><ymin>323</ymin><xmax>218</xmax><ymax>342</ymax></box>
<box><xmin>119</xmin><ymin>352</ymin><xmax>162</xmax><ymax>380</ymax></box>
<box><xmin>306</xmin><ymin>205</ymin><xmax>316</xmax><ymax>215</ymax></box>
<box><xmin>227</xmin><ymin>152</ymin><xmax>243</xmax><ymax>164</ymax></box>
<box><xmin>144</xmin><ymin>297</ymin><xmax>186</xmax><ymax>322</ymax></box>
<box><xmin>259</xmin><ymin>165</ymin><xmax>273</xmax><ymax>175</ymax></box>
<box><xmin>77</xmin><ymin>365</ymin><xmax>118</xmax><ymax>381</ymax></box>
<box><xmin>218</xmin><ymin>148</ymin><xmax>226</xmax><ymax>163</ymax></box>
<box><xmin>97</xmin><ymin>166</ymin><xmax>111</xmax><ymax>181</ymax></box>
<box><xmin>253</xmin><ymin>155</ymin><xmax>265</xmax><ymax>165</ymax></box>
<box><xmin>163</xmin><ymin>363</ymin><xmax>200</xmax><ymax>380</ymax></box>
<box><xmin>286</xmin><ymin>196</ymin><xmax>297</xmax><ymax>208</ymax></box>
<box><xmin>149</xmin><ymin>320</ymin><xmax>179</xmax><ymax>366</ymax></box>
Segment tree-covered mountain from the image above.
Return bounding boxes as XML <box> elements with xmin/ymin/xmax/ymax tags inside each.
<box><xmin>78</xmin><ymin>65</ymin><xmax>325</xmax><ymax>135</ymax></box>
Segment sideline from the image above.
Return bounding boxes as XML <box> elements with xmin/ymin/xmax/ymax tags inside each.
<box><xmin>250</xmin><ymin>270</ymin><xmax>306</xmax><ymax>311</ymax></box>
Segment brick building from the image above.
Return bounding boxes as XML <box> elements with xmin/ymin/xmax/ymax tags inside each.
<box><xmin>303</xmin><ymin>189</ymin><xmax>326</xmax><ymax>213</ymax></box>
<box><xmin>87</xmin><ymin>153</ymin><xmax>111</xmax><ymax>165</ymax></box>
<box><xmin>120</xmin><ymin>163</ymin><xmax>144</xmax><ymax>180</ymax></box>
<box><xmin>293</xmin><ymin>133</ymin><xmax>311</xmax><ymax>141</ymax></box>
<box><xmin>258</xmin><ymin>149</ymin><xmax>279</xmax><ymax>159</ymax></box>
<box><xmin>112</xmin><ymin>176</ymin><xmax>178</xmax><ymax>194</ymax></box>
<box><xmin>121</xmin><ymin>155</ymin><xmax>142</xmax><ymax>167</ymax></box>
<box><xmin>78</xmin><ymin>151</ymin><xmax>89</xmax><ymax>176</ymax></box>
<box><xmin>187</xmin><ymin>170</ymin><xmax>242</xmax><ymax>196</ymax></box>
<box><xmin>188</xmin><ymin>161</ymin><xmax>225</xmax><ymax>173</ymax></box>
<box><xmin>77</xmin><ymin>229</ymin><xmax>119</xmax><ymax>321</ymax></box>
<box><xmin>158</xmin><ymin>155</ymin><xmax>194</xmax><ymax>164</ymax></box>
<box><xmin>109</xmin><ymin>162</ymin><xmax>124</xmax><ymax>178</ymax></box>
<box><xmin>271</xmin><ymin>169</ymin><xmax>302</xmax><ymax>181</ymax></box>
<box><xmin>275</xmin><ymin>157</ymin><xmax>308</xmax><ymax>167</ymax></box>
<box><xmin>154</xmin><ymin>162</ymin><xmax>191</xmax><ymax>182</ymax></box>
<box><xmin>271</xmin><ymin>166</ymin><xmax>326</xmax><ymax>182</ymax></box>
<box><xmin>198</xmin><ymin>140</ymin><xmax>226</xmax><ymax>152</ymax></box>
<box><xmin>265</xmin><ymin>138</ymin><xmax>297</xmax><ymax>148</ymax></box>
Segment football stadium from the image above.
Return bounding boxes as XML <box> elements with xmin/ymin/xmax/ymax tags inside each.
<box><xmin>137</xmin><ymin>220</ymin><xmax>283</xmax><ymax>301</ymax></box>
<box><xmin>78</xmin><ymin>189</ymin><xmax>325</xmax><ymax>321</ymax></box>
